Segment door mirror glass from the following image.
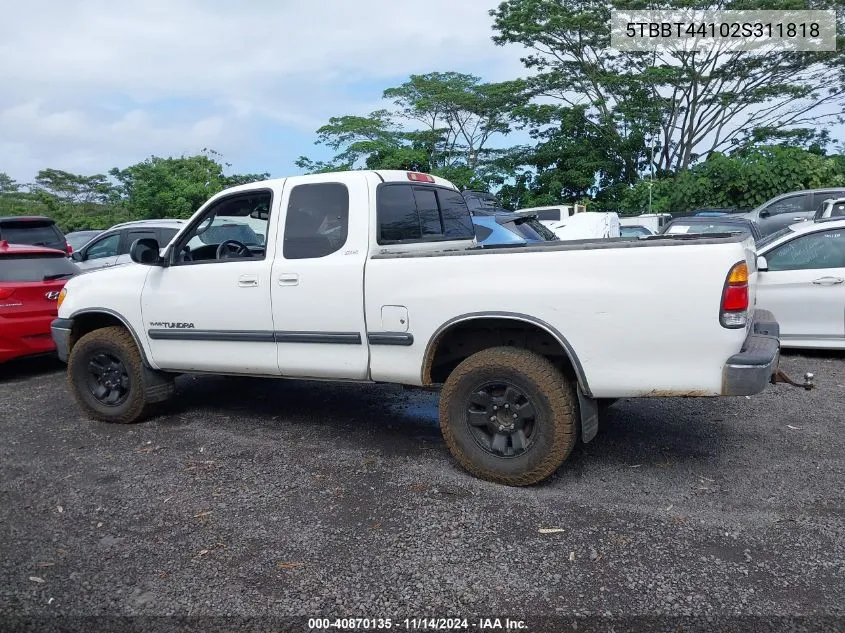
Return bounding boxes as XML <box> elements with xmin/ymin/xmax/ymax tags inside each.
<box><xmin>758</xmin><ymin>209</ymin><xmax>771</xmax><ymax>219</ymax></box>
<box><xmin>129</xmin><ymin>238</ymin><xmax>163</xmax><ymax>266</ymax></box>
<box><xmin>71</xmin><ymin>251</ymin><xmax>82</xmax><ymax>262</ymax></box>
<box><xmin>756</xmin><ymin>255</ymin><xmax>768</xmax><ymax>272</ymax></box>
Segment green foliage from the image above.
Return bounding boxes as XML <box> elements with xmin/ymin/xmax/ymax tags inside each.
<box><xmin>0</xmin><ymin>152</ymin><xmax>270</xmax><ymax>232</ymax></box>
<box><xmin>619</xmin><ymin>147</ymin><xmax>845</xmax><ymax>214</ymax></box>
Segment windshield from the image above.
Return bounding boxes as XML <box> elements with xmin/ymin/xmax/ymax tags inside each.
<box><xmin>463</xmin><ymin>191</ymin><xmax>510</xmax><ymax>214</ymax></box>
<box><xmin>188</xmin><ymin>219</ymin><xmax>260</xmax><ymax>249</ymax></box>
<box><xmin>1</xmin><ymin>223</ymin><xmax>64</xmax><ymax>247</ymax></box>
<box><xmin>0</xmin><ymin>254</ymin><xmax>79</xmax><ymax>282</ymax></box>
<box><xmin>66</xmin><ymin>231</ymin><xmax>102</xmax><ymax>251</ymax></box>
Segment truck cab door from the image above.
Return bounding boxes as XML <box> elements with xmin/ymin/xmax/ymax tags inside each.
<box><xmin>270</xmin><ymin>174</ymin><xmax>370</xmax><ymax>379</ymax></box>
<box><xmin>140</xmin><ymin>188</ymin><xmax>281</xmax><ymax>375</ymax></box>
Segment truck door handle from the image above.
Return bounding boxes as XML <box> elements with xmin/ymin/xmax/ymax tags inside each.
<box><xmin>812</xmin><ymin>276</ymin><xmax>844</xmax><ymax>285</ymax></box>
<box><xmin>278</xmin><ymin>273</ymin><xmax>299</xmax><ymax>286</ymax></box>
<box><xmin>792</xmin><ymin>217</ymin><xmax>805</xmax><ymax>221</ymax></box>
<box><xmin>238</xmin><ymin>274</ymin><xmax>259</xmax><ymax>287</ymax></box>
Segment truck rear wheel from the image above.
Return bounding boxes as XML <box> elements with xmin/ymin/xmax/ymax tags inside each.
<box><xmin>439</xmin><ymin>346</ymin><xmax>577</xmax><ymax>486</ymax></box>
<box><xmin>67</xmin><ymin>326</ymin><xmax>165</xmax><ymax>424</ymax></box>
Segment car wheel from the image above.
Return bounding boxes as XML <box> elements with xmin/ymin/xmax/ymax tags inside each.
<box><xmin>439</xmin><ymin>346</ymin><xmax>577</xmax><ymax>486</ymax></box>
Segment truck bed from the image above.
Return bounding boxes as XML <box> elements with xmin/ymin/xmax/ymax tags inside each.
<box><xmin>372</xmin><ymin>232</ymin><xmax>749</xmax><ymax>259</ymax></box>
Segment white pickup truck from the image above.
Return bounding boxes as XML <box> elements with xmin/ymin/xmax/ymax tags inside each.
<box><xmin>51</xmin><ymin>170</ymin><xmax>808</xmax><ymax>486</ymax></box>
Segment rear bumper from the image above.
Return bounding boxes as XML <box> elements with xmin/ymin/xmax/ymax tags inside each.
<box><xmin>51</xmin><ymin>318</ymin><xmax>73</xmax><ymax>363</ymax></box>
<box><xmin>721</xmin><ymin>309</ymin><xmax>780</xmax><ymax>396</ymax></box>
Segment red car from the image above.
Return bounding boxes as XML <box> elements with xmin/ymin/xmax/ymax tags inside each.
<box><xmin>0</xmin><ymin>240</ymin><xmax>80</xmax><ymax>363</ymax></box>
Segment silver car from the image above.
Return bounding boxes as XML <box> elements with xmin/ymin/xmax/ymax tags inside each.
<box><xmin>755</xmin><ymin>217</ymin><xmax>845</xmax><ymax>349</ymax></box>
<box><xmin>71</xmin><ymin>219</ymin><xmax>186</xmax><ymax>272</ymax></box>
<box><xmin>742</xmin><ymin>188</ymin><xmax>845</xmax><ymax>237</ymax></box>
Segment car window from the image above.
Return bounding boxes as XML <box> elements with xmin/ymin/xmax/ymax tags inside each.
<box><xmin>84</xmin><ymin>233</ymin><xmax>120</xmax><ymax>260</ymax></box>
<box><xmin>283</xmin><ymin>183</ymin><xmax>349</xmax><ymax>260</ymax></box>
<box><xmin>473</xmin><ymin>224</ymin><xmax>493</xmax><ymax>242</ymax></box>
<box><xmin>377</xmin><ymin>184</ymin><xmax>474</xmax><ymax>244</ymax></box>
<box><xmin>123</xmin><ymin>230</ymin><xmax>158</xmax><ymax>255</ymax></box>
<box><xmin>766</xmin><ymin>229</ymin><xmax>845</xmax><ymax>271</ymax></box>
<box><xmin>0</xmin><ymin>255</ymin><xmax>78</xmax><ymax>282</ymax></box>
<box><xmin>176</xmin><ymin>191</ymin><xmax>272</xmax><ymax>264</ymax></box>
<box><xmin>534</xmin><ymin>209</ymin><xmax>561</xmax><ymax>221</ymax></box>
<box><xmin>812</xmin><ymin>192</ymin><xmax>845</xmax><ymax>211</ymax></box>
<box><xmin>436</xmin><ymin>188</ymin><xmax>475</xmax><ymax>239</ymax></box>
<box><xmin>504</xmin><ymin>217</ymin><xmax>557</xmax><ymax>241</ymax></box>
<box><xmin>158</xmin><ymin>228</ymin><xmax>180</xmax><ymax>245</ymax></box>
<box><xmin>763</xmin><ymin>195</ymin><xmax>805</xmax><ymax>216</ymax></box>
<box><xmin>828</xmin><ymin>202</ymin><xmax>845</xmax><ymax>218</ymax></box>
<box><xmin>0</xmin><ymin>223</ymin><xmax>63</xmax><ymax>247</ymax></box>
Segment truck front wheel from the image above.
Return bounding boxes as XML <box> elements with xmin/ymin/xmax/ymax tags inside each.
<box><xmin>67</xmin><ymin>326</ymin><xmax>166</xmax><ymax>424</ymax></box>
<box><xmin>439</xmin><ymin>346</ymin><xmax>577</xmax><ymax>486</ymax></box>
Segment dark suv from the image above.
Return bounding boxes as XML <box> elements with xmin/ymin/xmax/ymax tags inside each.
<box><xmin>0</xmin><ymin>216</ymin><xmax>69</xmax><ymax>254</ymax></box>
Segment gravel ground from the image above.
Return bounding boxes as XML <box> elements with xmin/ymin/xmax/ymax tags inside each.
<box><xmin>0</xmin><ymin>351</ymin><xmax>843</xmax><ymax>633</ymax></box>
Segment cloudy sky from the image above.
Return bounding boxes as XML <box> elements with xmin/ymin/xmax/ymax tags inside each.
<box><xmin>0</xmin><ymin>0</ymin><xmax>532</xmax><ymax>183</ymax></box>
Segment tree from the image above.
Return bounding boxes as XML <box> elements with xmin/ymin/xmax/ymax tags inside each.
<box><xmin>32</xmin><ymin>168</ymin><xmax>118</xmax><ymax>205</ymax></box>
<box><xmin>383</xmin><ymin>72</ymin><xmax>526</xmax><ymax>171</ymax></box>
<box><xmin>110</xmin><ymin>154</ymin><xmax>227</xmax><ymax>219</ymax></box>
<box><xmin>0</xmin><ymin>172</ymin><xmax>20</xmax><ymax>193</ymax></box>
<box><xmin>491</xmin><ymin>0</ymin><xmax>845</xmax><ymax>175</ymax></box>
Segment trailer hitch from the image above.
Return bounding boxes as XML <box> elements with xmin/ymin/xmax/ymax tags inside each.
<box><xmin>772</xmin><ymin>369</ymin><xmax>815</xmax><ymax>390</ymax></box>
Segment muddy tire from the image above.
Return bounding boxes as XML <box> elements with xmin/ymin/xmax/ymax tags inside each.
<box><xmin>67</xmin><ymin>326</ymin><xmax>164</xmax><ymax>424</ymax></box>
<box><xmin>439</xmin><ymin>346</ymin><xmax>578</xmax><ymax>486</ymax></box>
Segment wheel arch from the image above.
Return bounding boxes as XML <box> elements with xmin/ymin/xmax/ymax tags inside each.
<box><xmin>422</xmin><ymin>311</ymin><xmax>592</xmax><ymax>396</ymax></box>
<box><xmin>68</xmin><ymin>308</ymin><xmax>152</xmax><ymax>367</ymax></box>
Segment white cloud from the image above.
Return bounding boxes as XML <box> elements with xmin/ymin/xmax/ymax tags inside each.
<box><xmin>0</xmin><ymin>0</ymin><xmax>530</xmax><ymax>181</ymax></box>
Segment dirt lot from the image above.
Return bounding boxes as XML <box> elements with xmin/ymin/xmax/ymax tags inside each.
<box><xmin>0</xmin><ymin>351</ymin><xmax>843</xmax><ymax>632</ymax></box>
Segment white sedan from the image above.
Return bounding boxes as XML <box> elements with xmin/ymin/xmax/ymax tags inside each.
<box><xmin>755</xmin><ymin>218</ymin><xmax>845</xmax><ymax>349</ymax></box>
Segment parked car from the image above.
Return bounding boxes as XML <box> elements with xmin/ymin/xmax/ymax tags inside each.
<box><xmin>661</xmin><ymin>216</ymin><xmax>762</xmax><ymax>243</ymax></box>
<box><xmin>754</xmin><ymin>217</ymin><xmax>845</xmax><ymax>350</ymax></box>
<box><xmin>620</xmin><ymin>225</ymin><xmax>654</xmax><ymax>237</ymax></box>
<box><xmin>693</xmin><ymin>208</ymin><xmax>735</xmax><ymax>217</ymax></box>
<box><xmin>740</xmin><ymin>188</ymin><xmax>845</xmax><ymax>237</ymax></box>
<box><xmin>812</xmin><ymin>197</ymin><xmax>845</xmax><ymax>221</ymax></box>
<box><xmin>619</xmin><ymin>213</ymin><xmax>673</xmax><ymax>233</ymax></box>
<box><xmin>52</xmin><ymin>170</ymin><xmax>806</xmax><ymax>486</ymax></box>
<box><xmin>0</xmin><ymin>216</ymin><xmax>70</xmax><ymax>254</ymax></box>
<box><xmin>544</xmin><ymin>212</ymin><xmax>621</xmax><ymax>240</ymax></box>
<box><xmin>71</xmin><ymin>219</ymin><xmax>187</xmax><ymax>272</ymax></box>
<box><xmin>0</xmin><ymin>240</ymin><xmax>80</xmax><ymax>363</ymax></box>
<box><xmin>472</xmin><ymin>211</ymin><xmax>558</xmax><ymax>246</ymax></box>
<box><xmin>516</xmin><ymin>205</ymin><xmax>586</xmax><ymax>223</ymax></box>
<box><xmin>65</xmin><ymin>230</ymin><xmax>104</xmax><ymax>253</ymax></box>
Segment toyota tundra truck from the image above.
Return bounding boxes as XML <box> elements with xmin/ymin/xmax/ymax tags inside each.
<box><xmin>50</xmin><ymin>170</ymin><xmax>805</xmax><ymax>486</ymax></box>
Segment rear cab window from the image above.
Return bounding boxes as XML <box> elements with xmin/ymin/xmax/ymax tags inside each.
<box><xmin>377</xmin><ymin>184</ymin><xmax>474</xmax><ymax>245</ymax></box>
<box><xmin>0</xmin><ymin>254</ymin><xmax>78</xmax><ymax>282</ymax></box>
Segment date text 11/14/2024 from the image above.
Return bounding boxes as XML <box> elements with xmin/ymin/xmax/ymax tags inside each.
<box><xmin>307</xmin><ymin>618</ymin><xmax>528</xmax><ymax>630</ymax></box>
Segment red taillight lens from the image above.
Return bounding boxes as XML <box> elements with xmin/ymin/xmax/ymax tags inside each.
<box><xmin>0</xmin><ymin>287</ymin><xmax>15</xmax><ymax>300</ymax></box>
<box><xmin>66</xmin><ymin>244</ymin><xmax>73</xmax><ymax>254</ymax></box>
<box><xmin>720</xmin><ymin>261</ymin><xmax>749</xmax><ymax>328</ymax></box>
<box><xmin>407</xmin><ymin>172</ymin><xmax>435</xmax><ymax>183</ymax></box>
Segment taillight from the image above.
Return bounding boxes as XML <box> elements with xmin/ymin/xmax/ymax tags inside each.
<box><xmin>66</xmin><ymin>244</ymin><xmax>73</xmax><ymax>255</ymax></box>
<box><xmin>0</xmin><ymin>287</ymin><xmax>14</xmax><ymax>300</ymax></box>
<box><xmin>57</xmin><ymin>288</ymin><xmax>67</xmax><ymax>310</ymax></box>
<box><xmin>720</xmin><ymin>261</ymin><xmax>749</xmax><ymax>328</ymax></box>
<box><xmin>407</xmin><ymin>172</ymin><xmax>435</xmax><ymax>183</ymax></box>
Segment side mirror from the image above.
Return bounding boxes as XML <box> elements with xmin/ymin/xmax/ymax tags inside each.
<box><xmin>71</xmin><ymin>251</ymin><xmax>83</xmax><ymax>262</ymax></box>
<box><xmin>129</xmin><ymin>237</ymin><xmax>163</xmax><ymax>266</ymax></box>
<box><xmin>758</xmin><ymin>209</ymin><xmax>771</xmax><ymax>219</ymax></box>
<box><xmin>757</xmin><ymin>255</ymin><xmax>769</xmax><ymax>272</ymax></box>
